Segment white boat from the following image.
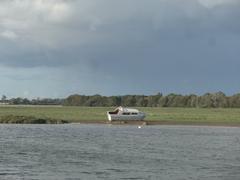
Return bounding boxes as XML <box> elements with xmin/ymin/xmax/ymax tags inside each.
<box><xmin>107</xmin><ymin>106</ymin><xmax>145</xmax><ymax>121</ymax></box>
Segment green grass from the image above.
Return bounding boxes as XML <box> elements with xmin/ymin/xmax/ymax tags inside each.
<box><xmin>0</xmin><ymin>106</ymin><xmax>110</xmax><ymax>122</ymax></box>
<box><xmin>138</xmin><ymin>107</ymin><xmax>240</xmax><ymax>124</ymax></box>
<box><xmin>0</xmin><ymin>105</ymin><xmax>240</xmax><ymax>124</ymax></box>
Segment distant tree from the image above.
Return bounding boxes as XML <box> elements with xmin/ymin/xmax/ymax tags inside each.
<box><xmin>85</xmin><ymin>94</ymin><xmax>107</xmax><ymax>106</ymax></box>
<box><xmin>198</xmin><ymin>93</ymin><xmax>214</xmax><ymax>108</ymax></box>
<box><xmin>135</xmin><ymin>95</ymin><xmax>148</xmax><ymax>107</ymax></box>
<box><xmin>211</xmin><ymin>92</ymin><xmax>228</xmax><ymax>108</ymax></box>
<box><xmin>228</xmin><ymin>93</ymin><xmax>240</xmax><ymax>108</ymax></box>
<box><xmin>22</xmin><ymin>98</ymin><xmax>30</xmax><ymax>105</ymax></box>
<box><xmin>121</xmin><ymin>95</ymin><xmax>137</xmax><ymax>107</ymax></box>
<box><xmin>108</xmin><ymin>96</ymin><xmax>121</xmax><ymax>106</ymax></box>
<box><xmin>158</xmin><ymin>96</ymin><xmax>168</xmax><ymax>107</ymax></box>
<box><xmin>186</xmin><ymin>94</ymin><xmax>198</xmax><ymax>107</ymax></box>
<box><xmin>64</xmin><ymin>94</ymin><xmax>86</xmax><ymax>106</ymax></box>
<box><xmin>9</xmin><ymin>97</ymin><xmax>22</xmax><ymax>105</ymax></box>
<box><xmin>174</xmin><ymin>95</ymin><xmax>188</xmax><ymax>107</ymax></box>
<box><xmin>165</xmin><ymin>93</ymin><xmax>178</xmax><ymax>107</ymax></box>
<box><xmin>1</xmin><ymin>95</ymin><xmax>7</xmax><ymax>103</ymax></box>
<box><xmin>147</xmin><ymin>93</ymin><xmax>162</xmax><ymax>107</ymax></box>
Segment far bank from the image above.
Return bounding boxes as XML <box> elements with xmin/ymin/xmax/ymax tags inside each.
<box><xmin>0</xmin><ymin>105</ymin><xmax>240</xmax><ymax>126</ymax></box>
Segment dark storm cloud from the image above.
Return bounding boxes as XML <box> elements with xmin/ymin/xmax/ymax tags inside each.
<box><xmin>0</xmin><ymin>0</ymin><xmax>240</xmax><ymax>96</ymax></box>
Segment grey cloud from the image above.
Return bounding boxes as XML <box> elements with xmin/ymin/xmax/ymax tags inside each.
<box><xmin>0</xmin><ymin>0</ymin><xmax>240</xmax><ymax>96</ymax></box>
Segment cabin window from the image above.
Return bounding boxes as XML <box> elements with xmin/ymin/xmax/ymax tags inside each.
<box><xmin>122</xmin><ymin>112</ymin><xmax>138</xmax><ymax>115</ymax></box>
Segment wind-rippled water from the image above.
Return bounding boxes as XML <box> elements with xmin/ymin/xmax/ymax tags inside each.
<box><xmin>0</xmin><ymin>124</ymin><xmax>240</xmax><ymax>180</ymax></box>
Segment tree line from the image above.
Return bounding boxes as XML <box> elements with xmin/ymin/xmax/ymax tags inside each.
<box><xmin>0</xmin><ymin>95</ymin><xmax>63</xmax><ymax>105</ymax></box>
<box><xmin>64</xmin><ymin>92</ymin><xmax>240</xmax><ymax>108</ymax></box>
<box><xmin>2</xmin><ymin>92</ymin><xmax>240</xmax><ymax>108</ymax></box>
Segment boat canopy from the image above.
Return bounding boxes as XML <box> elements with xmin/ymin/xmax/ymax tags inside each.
<box><xmin>116</xmin><ymin>106</ymin><xmax>139</xmax><ymax>113</ymax></box>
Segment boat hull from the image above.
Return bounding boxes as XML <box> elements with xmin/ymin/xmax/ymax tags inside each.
<box><xmin>107</xmin><ymin>113</ymin><xmax>145</xmax><ymax>121</ymax></box>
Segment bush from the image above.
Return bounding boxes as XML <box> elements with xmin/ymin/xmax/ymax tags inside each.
<box><xmin>0</xmin><ymin>115</ymin><xmax>69</xmax><ymax>124</ymax></box>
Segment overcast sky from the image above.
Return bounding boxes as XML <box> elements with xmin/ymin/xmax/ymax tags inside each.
<box><xmin>0</xmin><ymin>0</ymin><xmax>240</xmax><ymax>98</ymax></box>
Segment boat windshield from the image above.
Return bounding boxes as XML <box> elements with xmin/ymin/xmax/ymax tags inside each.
<box><xmin>108</xmin><ymin>109</ymin><xmax>119</xmax><ymax>114</ymax></box>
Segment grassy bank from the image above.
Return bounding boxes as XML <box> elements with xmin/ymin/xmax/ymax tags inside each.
<box><xmin>0</xmin><ymin>115</ymin><xmax>68</xmax><ymax>124</ymax></box>
<box><xmin>0</xmin><ymin>105</ymin><xmax>240</xmax><ymax>125</ymax></box>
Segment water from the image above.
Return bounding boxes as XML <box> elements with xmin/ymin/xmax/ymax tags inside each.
<box><xmin>0</xmin><ymin>124</ymin><xmax>240</xmax><ymax>180</ymax></box>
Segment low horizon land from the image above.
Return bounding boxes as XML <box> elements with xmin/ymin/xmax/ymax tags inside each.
<box><xmin>0</xmin><ymin>105</ymin><xmax>240</xmax><ymax>126</ymax></box>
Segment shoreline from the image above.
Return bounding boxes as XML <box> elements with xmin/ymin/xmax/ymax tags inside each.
<box><xmin>0</xmin><ymin>115</ymin><xmax>240</xmax><ymax>127</ymax></box>
<box><xmin>0</xmin><ymin>120</ymin><xmax>240</xmax><ymax>127</ymax></box>
<box><xmin>69</xmin><ymin>120</ymin><xmax>240</xmax><ymax>127</ymax></box>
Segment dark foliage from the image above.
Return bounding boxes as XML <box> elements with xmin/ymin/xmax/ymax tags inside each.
<box><xmin>63</xmin><ymin>92</ymin><xmax>240</xmax><ymax>108</ymax></box>
<box><xmin>2</xmin><ymin>92</ymin><xmax>240</xmax><ymax>108</ymax></box>
<box><xmin>0</xmin><ymin>115</ymin><xmax>69</xmax><ymax>124</ymax></box>
<box><xmin>6</xmin><ymin>98</ymin><xmax>64</xmax><ymax>105</ymax></box>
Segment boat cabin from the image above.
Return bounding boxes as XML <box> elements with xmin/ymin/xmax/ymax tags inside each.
<box><xmin>107</xmin><ymin>106</ymin><xmax>145</xmax><ymax>121</ymax></box>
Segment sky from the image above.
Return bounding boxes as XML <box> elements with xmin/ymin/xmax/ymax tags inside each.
<box><xmin>0</xmin><ymin>0</ymin><xmax>240</xmax><ymax>98</ymax></box>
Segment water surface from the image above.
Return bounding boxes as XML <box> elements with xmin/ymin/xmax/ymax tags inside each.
<box><xmin>0</xmin><ymin>124</ymin><xmax>240</xmax><ymax>180</ymax></box>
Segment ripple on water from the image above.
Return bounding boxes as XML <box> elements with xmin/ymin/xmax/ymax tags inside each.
<box><xmin>0</xmin><ymin>124</ymin><xmax>240</xmax><ymax>180</ymax></box>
